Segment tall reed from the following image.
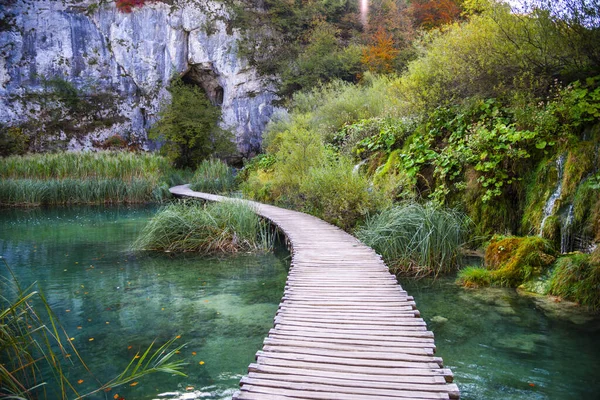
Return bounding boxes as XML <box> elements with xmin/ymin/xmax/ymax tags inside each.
<box><xmin>356</xmin><ymin>202</ymin><xmax>471</xmax><ymax>276</ymax></box>
<box><xmin>0</xmin><ymin>152</ymin><xmax>174</xmax><ymax>206</ymax></box>
<box><xmin>189</xmin><ymin>159</ymin><xmax>236</xmax><ymax>194</ymax></box>
<box><xmin>133</xmin><ymin>200</ymin><xmax>275</xmax><ymax>254</ymax></box>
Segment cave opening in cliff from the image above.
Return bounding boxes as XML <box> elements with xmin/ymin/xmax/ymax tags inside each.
<box><xmin>181</xmin><ymin>64</ymin><xmax>224</xmax><ymax>106</ymax></box>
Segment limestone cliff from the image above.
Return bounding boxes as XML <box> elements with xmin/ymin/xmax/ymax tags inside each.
<box><xmin>0</xmin><ymin>0</ymin><xmax>276</xmax><ymax>154</ymax></box>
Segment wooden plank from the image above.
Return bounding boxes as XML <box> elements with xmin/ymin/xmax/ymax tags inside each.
<box><xmin>240</xmin><ymin>377</ymin><xmax>450</xmax><ymax>399</ymax></box>
<box><xmin>263</xmin><ymin>337</ymin><xmax>435</xmax><ymax>355</ymax></box>
<box><xmin>274</xmin><ymin>317</ymin><xmax>427</xmax><ymax>328</ymax></box>
<box><xmin>247</xmin><ymin>363</ymin><xmax>447</xmax><ymax>385</ymax></box>
<box><xmin>245</xmin><ymin>373</ymin><xmax>457</xmax><ymax>394</ymax></box>
<box><xmin>255</xmin><ymin>351</ymin><xmax>441</xmax><ymax>369</ymax></box>
<box><xmin>261</xmin><ymin>345</ymin><xmax>443</xmax><ymax>364</ymax></box>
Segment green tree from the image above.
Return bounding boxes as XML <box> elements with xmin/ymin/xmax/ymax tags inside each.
<box><xmin>149</xmin><ymin>79</ymin><xmax>233</xmax><ymax>169</ymax></box>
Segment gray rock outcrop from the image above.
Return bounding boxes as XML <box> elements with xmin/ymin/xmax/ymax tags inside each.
<box><xmin>0</xmin><ymin>0</ymin><xmax>277</xmax><ymax>154</ymax></box>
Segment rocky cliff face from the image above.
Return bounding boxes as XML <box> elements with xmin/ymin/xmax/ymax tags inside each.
<box><xmin>0</xmin><ymin>0</ymin><xmax>277</xmax><ymax>155</ymax></box>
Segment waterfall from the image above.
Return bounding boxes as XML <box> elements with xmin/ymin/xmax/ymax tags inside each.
<box><xmin>353</xmin><ymin>159</ymin><xmax>367</xmax><ymax>175</ymax></box>
<box><xmin>539</xmin><ymin>154</ymin><xmax>566</xmax><ymax>237</ymax></box>
<box><xmin>561</xmin><ymin>204</ymin><xmax>574</xmax><ymax>254</ymax></box>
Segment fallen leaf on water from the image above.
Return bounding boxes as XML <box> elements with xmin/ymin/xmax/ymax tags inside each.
<box><xmin>192</xmin><ymin>351</ymin><xmax>197</xmax><ymax>356</ymax></box>
<box><xmin>77</xmin><ymin>326</ymin><xmax>82</xmax><ymax>329</ymax></box>
<box><xmin>175</xmin><ymin>350</ymin><xmax>181</xmax><ymax>354</ymax></box>
<box><xmin>129</xmin><ymin>382</ymin><xmax>138</xmax><ymax>387</ymax></box>
<box><xmin>199</xmin><ymin>361</ymin><xmax>205</xmax><ymax>365</ymax></box>
<box><xmin>185</xmin><ymin>386</ymin><xmax>194</xmax><ymax>391</ymax></box>
<box><xmin>113</xmin><ymin>394</ymin><xmax>119</xmax><ymax>399</ymax></box>
<box><xmin>106</xmin><ymin>321</ymin><xmax>110</xmax><ymax>324</ymax></box>
<box><xmin>176</xmin><ymin>335</ymin><xmax>181</xmax><ymax>339</ymax></box>
<box><xmin>81</xmin><ymin>285</ymin><xmax>84</xmax><ymax>288</ymax></box>
<box><xmin>88</xmin><ymin>318</ymin><xmax>92</xmax><ymax>322</ymax></box>
<box><xmin>66</xmin><ymin>309</ymin><xmax>71</xmax><ymax>312</ymax></box>
<box><xmin>104</xmin><ymin>387</ymin><xmax>112</xmax><ymax>392</ymax></box>
<box><xmin>127</xmin><ymin>345</ymin><xmax>132</xmax><ymax>350</ymax></box>
<box><xmin>134</xmin><ymin>355</ymin><xmax>140</xmax><ymax>359</ymax></box>
<box><xmin>77</xmin><ymin>379</ymin><xmax>84</xmax><ymax>384</ymax></box>
<box><xmin>529</xmin><ymin>383</ymin><xmax>536</xmax><ymax>387</ymax></box>
<box><xmin>65</xmin><ymin>354</ymin><xmax>71</xmax><ymax>358</ymax></box>
<box><xmin>70</xmin><ymin>337</ymin><xmax>75</xmax><ymax>341</ymax></box>
<box><xmin>161</xmin><ymin>308</ymin><xmax>165</xmax><ymax>311</ymax></box>
<box><xmin>89</xmin><ymin>338</ymin><xmax>94</xmax><ymax>342</ymax></box>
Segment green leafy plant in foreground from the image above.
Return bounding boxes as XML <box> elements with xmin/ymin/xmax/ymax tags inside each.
<box><xmin>0</xmin><ymin>257</ymin><xmax>186</xmax><ymax>399</ymax></box>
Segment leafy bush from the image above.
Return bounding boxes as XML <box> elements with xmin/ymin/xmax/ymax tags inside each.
<box><xmin>133</xmin><ymin>201</ymin><xmax>274</xmax><ymax>254</ymax></box>
<box><xmin>190</xmin><ymin>159</ymin><xmax>236</xmax><ymax>194</ymax></box>
<box><xmin>299</xmin><ymin>158</ymin><xmax>386</xmax><ymax>231</ymax></box>
<box><xmin>149</xmin><ymin>78</ymin><xmax>234</xmax><ymax>169</ymax></box>
<box><xmin>356</xmin><ymin>202</ymin><xmax>471</xmax><ymax>276</ymax></box>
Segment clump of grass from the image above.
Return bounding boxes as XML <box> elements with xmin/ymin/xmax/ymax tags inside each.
<box><xmin>0</xmin><ymin>258</ymin><xmax>186</xmax><ymax>399</ymax></box>
<box><xmin>548</xmin><ymin>250</ymin><xmax>600</xmax><ymax>311</ymax></box>
<box><xmin>355</xmin><ymin>202</ymin><xmax>471</xmax><ymax>276</ymax></box>
<box><xmin>133</xmin><ymin>201</ymin><xmax>274</xmax><ymax>254</ymax></box>
<box><xmin>189</xmin><ymin>159</ymin><xmax>236</xmax><ymax>194</ymax></box>
<box><xmin>457</xmin><ymin>266</ymin><xmax>492</xmax><ymax>288</ymax></box>
<box><xmin>0</xmin><ymin>151</ymin><xmax>175</xmax><ymax>206</ymax></box>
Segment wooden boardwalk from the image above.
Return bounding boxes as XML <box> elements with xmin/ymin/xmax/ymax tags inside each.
<box><xmin>170</xmin><ymin>185</ymin><xmax>459</xmax><ymax>400</ymax></box>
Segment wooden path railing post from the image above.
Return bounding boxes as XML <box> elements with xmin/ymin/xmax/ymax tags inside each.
<box><xmin>169</xmin><ymin>185</ymin><xmax>460</xmax><ymax>399</ymax></box>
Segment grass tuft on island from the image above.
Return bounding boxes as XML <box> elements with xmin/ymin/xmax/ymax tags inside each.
<box><xmin>355</xmin><ymin>202</ymin><xmax>471</xmax><ymax>276</ymax></box>
<box><xmin>0</xmin><ymin>151</ymin><xmax>181</xmax><ymax>206</ymax></box>
<box><xmin>133</xmin><ymin>200</ymin><xmax>274</xmax><ymax>254</ymax></box>
<box><xmin>189</xmin><ymin>158</ymin><xmax>237</xmax><ymax>194</ymax></box>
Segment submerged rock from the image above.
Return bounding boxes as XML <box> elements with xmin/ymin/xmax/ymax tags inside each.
<box><xmin>431</xmin><ymin>315</ymin><xmax>448</xmax><ymax>324</ymax></box>
<box><xmin>0</xmin><ymin>0</ymin><xmax>277</xmax><ymax>154</ymax></box>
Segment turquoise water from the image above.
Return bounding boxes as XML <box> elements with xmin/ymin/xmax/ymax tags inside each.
<box><xmin>401</xmin><ymin>275</ymin><xmax>600</xmax><ymax>400</ymax></box>
<box><xmin>0</xmin><ymin>206</ymin><xmax>289</xmax><ymax>400</ymax></box>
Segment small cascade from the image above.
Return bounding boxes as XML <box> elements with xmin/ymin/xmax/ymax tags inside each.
<box><xmin>561</xmin><ymin>204</ymin><xmax>575</xmax><ymax>254</ymax></box>
<box><xmin>539</xmin><ymin>154</ymin><xmax>566</xmax><ymax>237</ymax></box>
<box><xmin>353</xmin><ymin>159</ymin><xmax>367</xmax><ymax>175</ymax></box>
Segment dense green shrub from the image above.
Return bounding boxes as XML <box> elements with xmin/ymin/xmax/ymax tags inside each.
<box><xmin>548</xmin><ymin>251</ymin><xmax>600</xmax><ymax>311</ymax></box>
<box><xmin>190</xmin><ymin>159</ymin><xmax>237</xmax><ymax>194</ymax></box>
<box><xmin>133</xmin><ymin>201</ymin><xmax>274</xmax><ymax>254</ymax></box>
<box><xmin>149</xmin><ymin>78</ymin><xmax>234</xmax><ymax>169</ymax></box>
<box><xmin>356</xmin><ymin>202</ymin><xmax>471</xmax><ymax>276</ymax></box>
<box><xmin>299</xmin><ymin>158</ymin><xmax>386</xmax><ymax>231</ymax></box>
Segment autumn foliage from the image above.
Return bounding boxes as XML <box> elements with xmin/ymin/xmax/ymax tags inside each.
<box><xmin>409</xmin><ymin>0</ymin><xmax>462</xmax><ymax>29</ymax></box>
<box><xmin>361</xmin><ymin>28</ymin><xmax>399</xmax><ymax>73</ymax></box>
<box><xmin>116</xmin><ymin>0</ymin><xmax>150</xmax><ymax>13</ymax></box>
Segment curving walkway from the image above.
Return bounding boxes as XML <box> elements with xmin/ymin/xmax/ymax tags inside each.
<box><xmin>169</xmin><ymin>185</ymin><xmax>459</xmax><ymax>400</ymax></box>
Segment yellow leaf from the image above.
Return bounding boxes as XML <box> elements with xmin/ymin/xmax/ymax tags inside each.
<box><xmin>192</xmin><ymin>351</ymin><xmax>197</xmax><ymax>356</ymax></box>
<box><xmin>176</xmin><ymin>335</ymin><xmax>181</xmax><ymax>339</ymax></box>
<box><xmin>130</xmin><ymin>382</ymin><xmax>138</xmax><ymax>386</ymax></box>
<box><xmin>199</xmin><ymin>361</ymin><xmax>205</xmax><ymax>365</ymax></box>
<box><xmin>78</xmin><ymin>379</ymin><xmax>84</xmax><ymax>384</ymax></box>
<box><xmin>70</xmin><ymin>337</ymin><xmax>75</xmax><ymax>341</ymax></box>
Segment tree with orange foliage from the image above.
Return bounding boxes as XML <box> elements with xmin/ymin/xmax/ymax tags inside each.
<box><xmin>361</xmin><ymin>28</ymin><xmax>399</xmax><ymax>73</ymax></box>
<box><xmin>409</xmin><ymin>0</ymin><xmax>462</xmax><ymax>29</ymax></box>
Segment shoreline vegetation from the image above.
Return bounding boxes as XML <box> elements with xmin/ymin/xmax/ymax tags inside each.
<box><xmin>0</xmin><ymin>152</ymin><xmax>183</xmax><ymax>206</ymax></box>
